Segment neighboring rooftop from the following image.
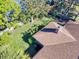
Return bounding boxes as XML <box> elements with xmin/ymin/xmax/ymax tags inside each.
<box><xmin>33</xmin><ymin>22</ymin><xmax>76</xmax><ymax>46</ymax></box>
<box><xmin>33</xmin><ymin>21</ymin><xmax>79</xmax><ymax>59</ymax></box>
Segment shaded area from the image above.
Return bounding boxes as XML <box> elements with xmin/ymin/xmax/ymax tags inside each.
<box><xmin>0</xmin><ymin>25</ymin><xmax>7</xmax><ymax>31</ymax></box>
<box><xmin>22</xmin><ymin>32</ymin><xmax>31</xmax><ymax>45</ymax></box>
<box><xmin>22</xmin><ymin>25</ymin><xmax>45</xmax><ymax>44</ymax></box>
<box><xmin>48</xmin><ymin>9</ymin><xmax>76</xmax><ymax>26</ymax></box>
<box><xmin>78</xmin><ymin>56</ymin><xmax>79</xmax><ymax>59</ymax></box>
<box><xmin>47</xmin><ymin>0</ymin><xmax>78</xmax><ymax>22</ymax></box>
<box><xmin>24</xmin><ymin>39</ymin><xmax>43</xmax><ymax>58</ymax></box>
<box><xmin>41</xmin><ymin>28</ymin><xmax>58</xmax><ymax>33</ymax></box>
<box><xmin>55</xmin><ymin>14</ymin><xmax>76</xmax><ymax>26</ymax></box>
<box><xmin>46</xmin><ymin>0</ymin><xmax>54</xmax><ymax>6</ymax></box>
<box><xmin>22</xmin><ymin>32</ymin><xmax>43</xmax><ymax>58</ymax></box>
<box><xmin>55</xmin><ymin>14</ymin><xmax>76</xmax><ymax>22</ymax></box>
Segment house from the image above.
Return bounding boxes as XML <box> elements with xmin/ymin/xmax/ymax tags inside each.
<box><xmin>33</xmin><ymin>21</ymin><xmax>79</xmax><ymax>59</ymax></box>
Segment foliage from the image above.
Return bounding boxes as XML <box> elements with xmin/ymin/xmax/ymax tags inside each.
<box><xmin>13</xmin><ymin>23</ymin><xmax>19</xmax><ymax>29</ymax></box>
<box><xmin>20</xmin><ymin>0</ymin><xmax>52</xmax><ymax>23</ymax></box>
<box><xmin>0</xmin><ymin>0</ymin><xmax>21</xmax><ymax>27</ymax></box>
<box><xmin>0</xmin><ymin>20</ymin><xmax>4</xmax><ymax>25</ymax></box>
<box><xmin>0</xmin><ymin>18</ymin><xmax>51</xmax><ymax>59</ymax></box>
<box><xmin>26</xmin><ymin>17</ymin><xmax>52</xmax><ymax>36</ymax></box>
<box><xmin>0</xmin><ymin>32</ymin><xmax>10</xmax><ymax>46</ymax></box>
<box><xmin>17</xmin><ymin>12</ymin><xmax>27</xmax><ymax>23</ymax></box>
<box><xmin>0</xmin><ymin>0</ymin><xmax>79</xmax><ymax>59</ymax></box>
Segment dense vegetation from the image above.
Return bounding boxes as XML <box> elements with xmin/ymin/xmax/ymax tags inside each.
<box><xmin>0</xmin><ymin>0</ymin><xmax>79</xmax><ymax>59</ymax></box>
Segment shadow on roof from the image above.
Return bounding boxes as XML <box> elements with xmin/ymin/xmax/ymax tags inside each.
<box><xmin>41</xmin><ymin>28</ymin><xmax>58</xmax><ymax>33</ymax></box>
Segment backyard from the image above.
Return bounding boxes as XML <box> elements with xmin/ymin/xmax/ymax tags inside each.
<box><xmin>0</xmin><ymin>17</ymin><xmax>52</xmax><ymax>59</ymax></box>
<box><xmin>0</xmin><ymin>0</ymin><xmax>79</xmax><ymax>59</ymax></box>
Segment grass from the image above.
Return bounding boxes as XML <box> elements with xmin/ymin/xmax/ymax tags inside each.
<box><xmin>0</xmin><ymin>17</ymin><xmax>52</xmax><ymax>59</ymax></box>
<box><xmin>10</xmin><ymin>23</ymin><xmax>31</xmax><ymax>49</ymax></box>
<box><xmin>0</xmin><ymin>23</ymin><xmax>31</xmax><ymax>59</ymax></box>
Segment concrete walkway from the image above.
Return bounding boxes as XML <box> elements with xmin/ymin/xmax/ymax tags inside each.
<box><xmin>33</xmin><ymin>21</ymin><xmax>79</xmax><ymax>59</ymax></box>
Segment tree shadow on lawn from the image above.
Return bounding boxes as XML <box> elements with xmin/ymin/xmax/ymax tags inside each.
<box><xmin>22</xmin><ymin>32</ymin><xmax>43</xmax><ymax>58</ymax></box>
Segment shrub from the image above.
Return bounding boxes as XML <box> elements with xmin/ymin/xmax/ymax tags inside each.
<box><xmin>6</xmin><ymin>23</ymin><xmax>12</xmax><ymax>29</ymax></box>
<box><xmin>13</xmin><ymin>23</ymin><xmax>19</xmax><ymax>29</ymax></box>
<box><xmin>0</xmin><ymin>32</ymin><xmax>10</xmax><ymax>46</ymax></box>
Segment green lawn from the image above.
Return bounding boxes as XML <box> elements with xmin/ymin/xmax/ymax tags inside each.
<box><xmin>8</xmin><ymin>23</ymin><xmax>31</xmax><ymax>59</ymax></box>
<box><xmin>0</xmin><ymin>17</ymin><xmax>52</xmax><ymax>59</ymax></box>
<box><xmin>0</xmin><ymin>23</ymin><xmax>31</xmax><ymax>59</ymax></box>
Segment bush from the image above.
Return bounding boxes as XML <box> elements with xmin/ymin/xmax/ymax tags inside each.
<box><xmin>0</xmin><ymin>32</ymin><xmax>10</xmax><ymax>46</ymax></box>
<box><xmin>41</xmin><ymin>17</ymin><xmax>52</xmax><ymax>25</ymax></box>
<box><xmin>26</xmin><ymin>17</ymin><xmax>52</xmax><ymax>36</ymax></box>
<box><xmin>13</xmin><ymin>23</ymin><xmax>19</xmax><ymax>29</ymax></box>
<box><xmin>6</xmin><ymin>23</ymin><xmax>12</xmax><ymax>29</ymax></box>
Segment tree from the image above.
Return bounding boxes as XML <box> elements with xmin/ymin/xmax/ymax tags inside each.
<box><xmin>0</xmin><ymin>0</ymin><xmax>21</xmax><ymax>28</ymax></box>
<box><xmin>48</xmin><ymin>0</ymin><xmax>76</xmax><ymax>17</ymax></box>
<box><xmin>0</xmin><ymin>32</ymin><xmax>10</xmax><ymax>46</ymax></box>
<box><xmin>23</xmin><ymin>0</ymin><xmax>52</xmax><ymax>23</ymax></box>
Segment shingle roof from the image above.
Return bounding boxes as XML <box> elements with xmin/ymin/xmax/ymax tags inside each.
<box><xmin>33</xmin><ymin>22</ymin><xmax>76</xmax><ymax>46</ymax></box>
<box><xmin>33</xmin><ymin>21</ymin><xmax>79</xmax><ymax>59</ymax></box>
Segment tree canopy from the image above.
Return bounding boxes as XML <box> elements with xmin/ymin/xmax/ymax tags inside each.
<box><xmin>0</xmin><ymin>0</ymin><xmax>21</xmax><ymax>26</ymax></box>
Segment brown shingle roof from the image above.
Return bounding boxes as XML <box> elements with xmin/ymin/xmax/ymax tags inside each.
<box><xmin>33</xmin><ymin>21</ymin><xmax>79</xmax><ymax>59</ymax></box>
<box><xmin>33</xmin><ymin>22</ymin><xmax>76</xmax><ymax>46</ymax></box>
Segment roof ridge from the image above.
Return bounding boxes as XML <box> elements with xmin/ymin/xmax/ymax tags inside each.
<box><xmin>53</xmin><ymin>22</ymin><xmax>76</xmax><ymax>41</ymax></box>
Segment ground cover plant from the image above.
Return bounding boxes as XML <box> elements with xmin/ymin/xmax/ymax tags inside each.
<box><xmin>0</xmin><ymin>0</ymin><xmax>79</xmax><ymax>59</ymax></box>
